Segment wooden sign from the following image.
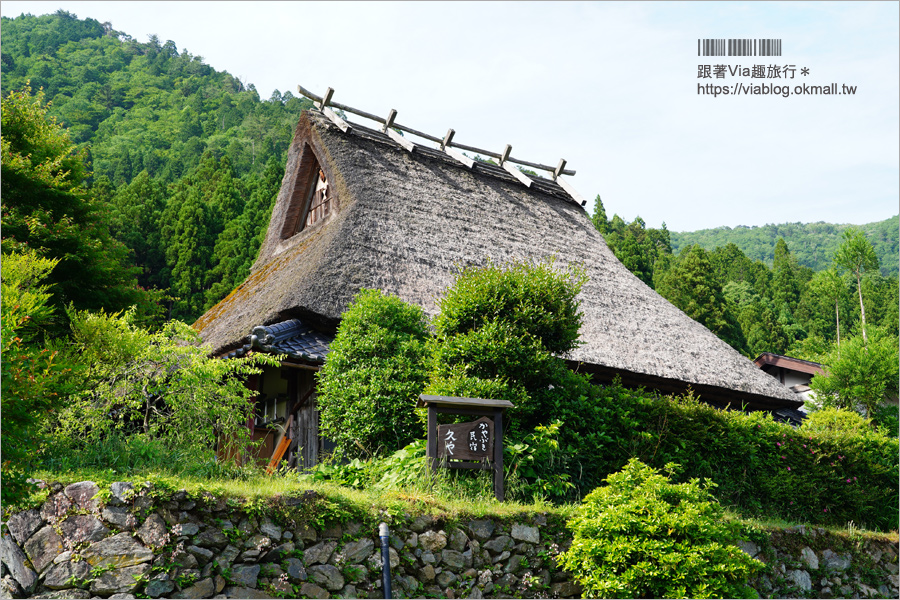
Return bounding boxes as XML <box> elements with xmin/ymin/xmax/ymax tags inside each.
<box><xmin>437</xmin><ymin>417</ymin><xmax>493</xmax><ymax>461</ymax></box>
<box><xmin>418</xmin><ymin>395</ymin><xmax>514</xmax><ymax>501</ymax></box>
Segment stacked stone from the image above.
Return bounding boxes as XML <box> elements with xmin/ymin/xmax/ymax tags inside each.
<box><xmin>3</xmin><ymin>480</ymin><xmax>898</xmax><ymax>599</ymax></box>
<box><xmin>0</xmin><ymin>481</ymin><xmax>578</xmax><ymax>599</ymax></box>
<box><xmin>741</xmin><ymin>526</ymin><xmax>900</xmax><ymax>599</ymax></box>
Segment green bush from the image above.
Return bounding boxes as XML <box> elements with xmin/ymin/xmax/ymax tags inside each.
<box><xmin>426</xmin><ymin>258</ymin><xmax>588</xmax><ymax>434</ymax></box>
<box><xmin>559</xmin><ymin>459</ymin><xmax>763</xmax><ymax>599</ymax></box>
<box><xmin>1</xmin><ymin>251</ymin><xmax>69</xmax><ymax>506</ymax></box>
<box><xmin>46</xmin><ymin>309</ymin><xmax>278</xmax><ymax>464</ymax></box>
<box><xmin>317</xmin><ymin>289</ymin><xmax>430</xmax><ymax>459</ymax></box>
<box><xmin>548</xmin><ymin>384</ymin><xmax>899</xmax><ymax>530</ymax></box>
<box><xmin>809</xmin><ymin>327</ymin><xmax>899</xmax><ymax>418</ymax></box>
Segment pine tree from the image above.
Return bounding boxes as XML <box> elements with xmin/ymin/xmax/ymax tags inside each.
<box><xmin>657</xmin><ymin>245</ymin><xmax>748</xmax><ymax>353</ymax></box>
<box><xmin>591</xmin><ymin>195</ymin><xmax>609</xmax><ymax>234</ymax></box>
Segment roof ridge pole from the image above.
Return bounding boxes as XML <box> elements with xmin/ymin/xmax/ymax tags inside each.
<box><xmin>499</xmin><ymin>144</ymin><xmax>534</xmax><ymax>188</ymax></box>
<box><xmin>318</xmin><ymin>87</ymin><xmax>352</xmax><ymax>133</ymax></box>
<box><xmin>383</xmin><ymin>109</ymin><xmax>416</xmax><ymax>153</ymax></box>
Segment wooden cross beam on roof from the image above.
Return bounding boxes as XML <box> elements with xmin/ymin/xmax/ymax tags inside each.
<box><xmin>383</xmin><ymin>109</ymin><xmax>415</xmax><ymax>153</ymax></box>
<box><xmin>297</xmin><ymin>84</ymin><xmax>590</xmax><ymax>202</ymax></box>
<box><xmin>499</xmin><ymin>144</ymin><xmax>533</xmax><ymax>188</ymax></box>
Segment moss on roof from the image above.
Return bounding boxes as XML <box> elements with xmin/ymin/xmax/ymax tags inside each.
<box><xmin>195</xmin><ymin>110</ymin><xmax>799</xmax><ymax>410</ymax></box>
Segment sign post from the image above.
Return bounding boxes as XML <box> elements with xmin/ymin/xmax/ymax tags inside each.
<box><xmin>417</xmin><ymin>395</ymin><xmax>514</xmax><ymax>501</ymax></box>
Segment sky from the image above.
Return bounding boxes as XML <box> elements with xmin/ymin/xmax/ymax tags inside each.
<box><xmin>2</xmin><ymin>1</ymin><xmax>898</xmax><ymax>232</ymax></box>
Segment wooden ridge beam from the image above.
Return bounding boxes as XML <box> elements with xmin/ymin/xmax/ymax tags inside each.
<box><xmin>296</xmin><ymin>83</ymin><xmax>577</xmax><ymax>177</ymax></box>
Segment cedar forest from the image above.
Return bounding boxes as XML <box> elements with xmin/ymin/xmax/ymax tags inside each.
<box><xmin>2</xmin><ymin>12</ymin><xmax>899</xmax><ymax>529</ymax></box>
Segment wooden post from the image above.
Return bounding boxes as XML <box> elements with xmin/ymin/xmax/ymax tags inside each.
<box><xmin>493</xmin><ymin>408</ymin><xmax>504</xmax><ymax>501</ymax></box>
<box><xmin>427</xmin><ymin>404</ymin><xmax>438</xmax><ymax>474</ymax></box>
<box><xmin>318</xmin><ymin>87</ymin><xmax>334</xmax><ymax>110</ymax></box>
<box><xmin>553</xmin><ymin>159</ymin><xmax>567</xmax><ymax>181</ymax></box>
<box><xmin>441</xmin><ymin>128</ymin><xmax>455</xmax><ymax>150</ymax></box>
<box><xmin>382</xmin><ymin>109</ymin><xmax>398</xmax><ymax>133</ymax></box>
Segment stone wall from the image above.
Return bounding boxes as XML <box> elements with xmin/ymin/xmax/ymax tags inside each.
<box><xmin>744</xmin><ymin>526</ymin><xmax>899</xmax><ymax>599</ymax></box>
<box><xmin>1</xmin><ymin>481</ymin><xmax>578</xmax><ymax>599</ymax></box>
<box><xmin>1</xmin><ymin>480</ymin><xmax>897</xmax><ymax>599</ymax></box>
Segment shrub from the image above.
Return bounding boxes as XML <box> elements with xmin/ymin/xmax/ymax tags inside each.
<box><xmin>426</xmin><ymin>258</ymin><xmax>588</xmax><ymax>433</ymax></box>
<box><xmin>47</xmin><ymin>309</ymin><xmax>279</xmax><ymax>464</ymax></box>
<box><xmin>559</xmin><ymin>459</ymin><xmax>763</xmax><ymax>599</ymax></box>
<box><xmin>1</xmin><ymin>251</ymin><xmax>69</xmax><ymax>506</ymax></box>
<box><xmin>316</xmin><ymin>289</ymin><xmax>429</xmax><ymax>459</ymax></box>
<box><xmin>809</xmin><ymin>327</ymin><xmax>899</xmax><ymax>418</ymax></box>
<box><xmin>551</xmin><ymin>385</ymin><xmax>899</xmax><ymax>530</ymax></box>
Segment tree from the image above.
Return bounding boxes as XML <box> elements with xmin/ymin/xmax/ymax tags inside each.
<box><xmin>834</xmin><ymin>228</ymin><xmax>879</xmax><ymax>344</ymax></box>
<box><xmin>657</xmin><ymin>245</ymin><xmax>748</xmax><ymax>354</ymax></box>
<box><xmin>426</xmin><ymin>258</ymin><xmax>589</xmax><ymax>432</ymax></box>
<box><xmin>1</xmin><ymin>251</ymin><xmax>69</xmax><ymax>506</ymax></box>
<box><xmin>798</xmin><ymin>268</ymin><xmax>849</xmax><ymax>348</ymax></box>
<box><xmin>49</xmin><ymin>309</ymin><xmax>279</xmax><ymax>459</ymax></box>
<box><xmin>809</xmin><ymin>328</ymin><xmax>899</xmax><ymax>419</ymax></box>
<box><xmin>108</xmin><ymin>170</ymin><xmax>168</xmax><ymax>290</ymax></box>
<box><xmin>204</xmin><ymin>156</ymin><xmax>283</xmax><ymax>309</ymax></box>
<box><xmin>1</xmin><ymin>84</ymin><xmax>156</xmax><ymax>325</ymax></box>
<box><xmin>591</xmin><ymin>195</ymin><xmax>609</xmax><ymax>234</ymax></box>
<box><xmin>316</xmin><ymin>289</ymin><xmax>430</xmax><ymax>459</ymax></box>
<box><xmin>772</xmin><ymin>238</ymin><xmax>802</xmax><ymax>312</ymax></box>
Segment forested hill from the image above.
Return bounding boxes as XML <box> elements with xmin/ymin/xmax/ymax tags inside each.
<box><xmin>1</xmin><ymin>11</ymin><xmax>315</xmax><ymax>323</ymax></box>
<box><xmin>1</xmin><ymin>11</ymin><xmax>312</xmax><ymax>184</ymax></box>
<box><xmin>671</xmin><ymin>216</ymin><xmax>899</xmax><ymax>277</ymax></box>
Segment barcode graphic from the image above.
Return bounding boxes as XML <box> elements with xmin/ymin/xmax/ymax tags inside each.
<box><xmin>698</xmin><ymin>39</ymin><xmax>782</xmax><ymax>56</ymax></box>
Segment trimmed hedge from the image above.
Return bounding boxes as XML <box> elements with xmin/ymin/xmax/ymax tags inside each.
<box><xmin>553</xmin><ymin>382</ymin><xmax>899</xmax><ymax>531</ymax></box>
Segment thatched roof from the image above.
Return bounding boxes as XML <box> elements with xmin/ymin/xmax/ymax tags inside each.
<box><xmin>195</xmin><ymin>109</ymin><xmax>799</xmax><ymax>411</ymax></box>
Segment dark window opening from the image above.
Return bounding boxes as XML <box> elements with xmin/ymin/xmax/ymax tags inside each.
<box><xmin>280</xmin><ymin>145</ymin><xmax>333</xmax><ymax>240</ymax></box>
<box><xmin>303</xmin><ymin>168</ymin><xmax>330</xmax><ymax>230</ymax></box>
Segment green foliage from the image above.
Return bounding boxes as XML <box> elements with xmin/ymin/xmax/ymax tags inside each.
<box><xmin>834</xmin><ymin>227</ymin><xmax>881</xmax><ymax>343</ymax></box>
<box><xmin>47</xmin><ymin>308</ymin><xmax>279</xmax><ymax>462</ymax></box>
<box><xmin>427</xmin><ymin>258</ymin><xmax>588</xmax><ymax>432</ymax></box>
<box><xmin>505</xmin><ymin>420</ymin><xmax>574</xmax><ymax>501</ymax></box>
<box><xmin>1</xmin><ymin>13</ymin><xmax>316</xmax><ymax>325</ymax></box>
<box><xmin>595</xmin><ymin>211</ymin><xmax>673</xmax><ymax>289</ymax></box>
<box><xmin>809</xmin><ymin>328</ymin><xmax>899</xmax><ymax>419</ymax></box>
<box><xmin>559</xmin><ymin>459</ymin><xmax>763</xmax><ymax>599</ymax></box>
<box><xmin>317</xmin><ymin>289</ymin><xmax>430</xmax><ymax>459</ymax></box>
<box><xmin>1</xmin><ymin>84</ymin><xmax>159</xmax><ymax>324</ymax></box>
<box><xmin>671</xmin><ymin>217</ymin><xmax>898</xmax><ymax>278</ymax></box>
<box><xmin>1</xmin><ymin>251</ymin><xmax>70</xmax><ymax>506</ymax></box>
<box><xmin>535</xmin><ymin>382</ymin><xmax>899</xmax><ymax>530</ymax></box>
<box><xmin>656</xmin><ymin>245</ymin><xmax>748</xmax><ymax>354</ymax></box>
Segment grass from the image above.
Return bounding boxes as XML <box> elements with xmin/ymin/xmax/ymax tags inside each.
<box><xmin>14</xmin><ymin>461</ymin><xmax>576</xmax><ymax>525</ymax></box>
<box><xmin>17</xmin><ymin>461</ymin><xmax>895</xmax><ymax>546</ymax></box>
<box><xmin>18</xmin><ymin>435</ymin><xmax>895</xmax><ymax>540</ymax></box>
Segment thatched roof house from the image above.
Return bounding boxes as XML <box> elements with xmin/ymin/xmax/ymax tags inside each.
<box><xmin>195</xmin><ymin>108</ymin><xmax>800</xmax><ymax>420</ymax></box>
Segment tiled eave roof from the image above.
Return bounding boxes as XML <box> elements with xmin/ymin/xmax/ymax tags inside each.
<box><xmin>221</xmin><ymin>319</ymin><xmax>333</xmax><ymax>363</ymax></box>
